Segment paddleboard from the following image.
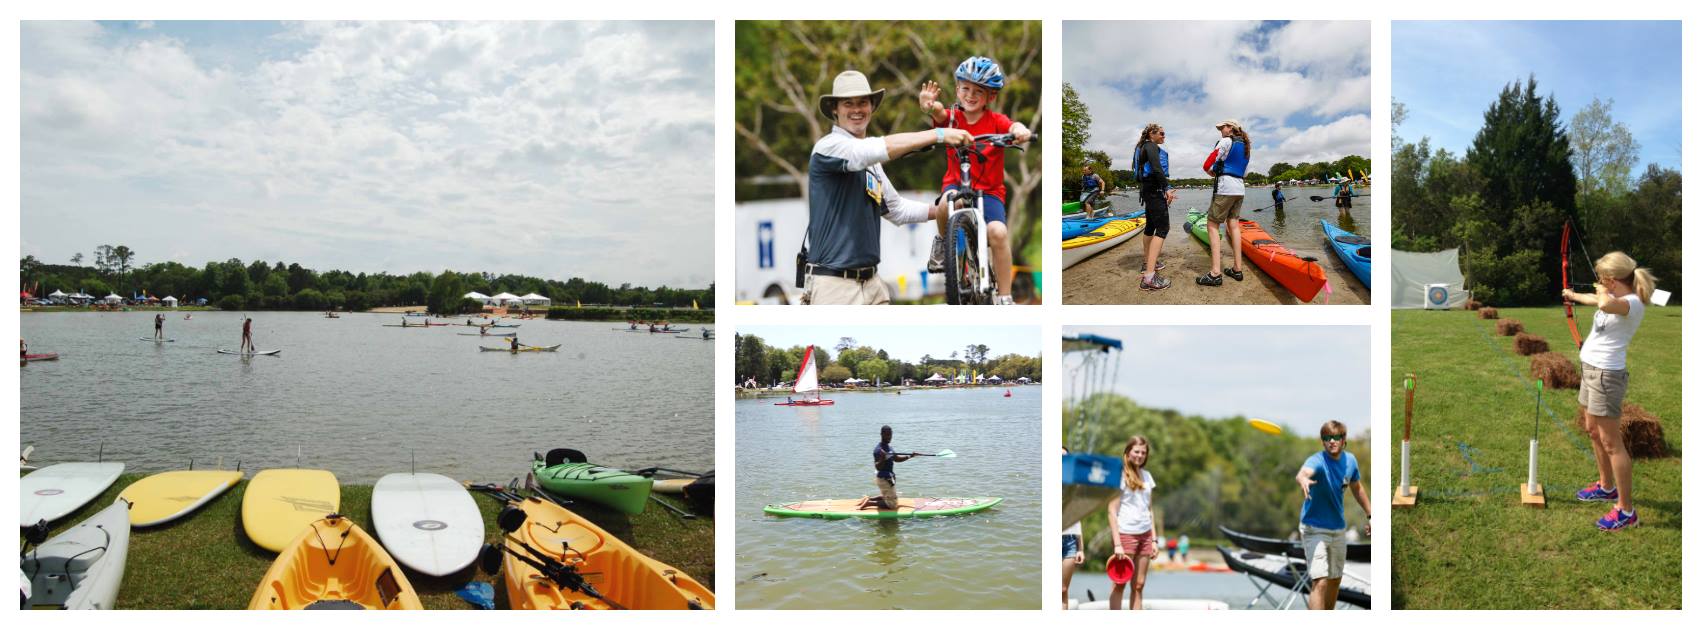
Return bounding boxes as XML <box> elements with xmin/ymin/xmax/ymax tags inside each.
<box><xmin>138</xmin><ymin>338</ymin><xmax>176</xmax><ymax>343</ymax></box>
<box><xmin>218</xmin><ymin>349</ymin><xmax>281</xmax><ymax>356</ymax></box>
<box><xmin>652</xmin><ymin>478</ymin><xmax>695</xmax><ymax>494</ymax></box>
<box><xmin>22</xmin><ymin>499</ymin><xmax>131</xmax><ymax>609</ymax></box>
<box><xmin>20</xmin><ymin>462</ymin><xmax>125</xmax><ymax>526</ymax></box>
<box><xmin>370</xmin><ymin>473</ymin><xmax>483</xmax><ymax>577</ymax></box>
<box><xmin>242</xmin><ymin>469</ymin><xmax>340</xmax><ymax>553</ymax></box>
<box><xmin>118</xmin><ymin>470</ymin><xmax>243</xmax><ymax>527</ymax></box>
<box><xmin>763</xmin><ymin>496</ymin><xmax>1001</xmax><ymax>519</ymax></box>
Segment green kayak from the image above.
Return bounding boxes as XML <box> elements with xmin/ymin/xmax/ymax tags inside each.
<box><xmin>763</xmin><ymin>496</ymin><xmax>1002</xmax><ymax>519</ymax></box>
<box><xmin>532</xmin><ymin>450</ymin><xmax>652</xmax><ymax>515</ymax></box>
<box><xmin>1062</xmin><ymin>201</ymin><xmax>1083</xmax><ymax>215</ymax></box>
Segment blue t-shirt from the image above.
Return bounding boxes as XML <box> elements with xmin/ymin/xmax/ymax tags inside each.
<box><xmin>875</xmin><ymin>442</ymin><xmax>896</xmax><ymax>479</ymax></box>
<box><xmin>1299</xmin><ymin>450</ymin><xmax>1359</xmax><ymax>530</ymax></box>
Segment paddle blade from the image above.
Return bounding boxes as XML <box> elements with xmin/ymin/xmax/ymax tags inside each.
<box><xmin>1248</xmin><ymin>419</ymin><xmax>1283</xmax><ymax>435</ymax></box>
<box><xmin>934</xmin><ymin>449</ymin><xmax>957</xmax><ymax>459</ymax></box>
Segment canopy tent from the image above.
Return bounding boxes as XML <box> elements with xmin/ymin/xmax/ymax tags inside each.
<box><xmin>463</xmin><ymin>291</ymin><xmax>493</xmax><ymax>305</ymax></box>
<box><xmin>519</xmin><ymin>292</ymin><xmax>551</xmax><ymax>306</ymax></box>
<box><xmin>161</xmin><ymin>296</ymin><xmax>178</xmax><ymax>307</ymax></box>
<box><xmin>1016</xmin><ymin>376</ymin><xmax>1032</xmax><ymax>384</ymax></box>
<box><xmin>986</xmin><ymin>375</ymin><xmax>1003</xmax><ymax>382</ymax></box>
<box><xmin>1392</xmin><ymin>248</ymin><xmax>1471</xmax><ymax>309</ymax></box>
<box><xmin>103</xmin><ymin>293</ymin><xmax>123</xmax><ymax>304</ymax></box>
<box><xmin>923</xmin><ymin>373</ymin><xmax>948</xmax><ymax>382</ymax></box>
<box><xmin>491</xmin><ymin>292</ymin><xmax>521</xmax><ymax>305</ymax></box>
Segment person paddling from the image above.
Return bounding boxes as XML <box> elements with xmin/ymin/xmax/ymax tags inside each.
<box><xmin>153</xmin><ymin>312</ymin><xmax>165</xmax><ymax>340</ymax></box>
<box><xmin>240</xmin><ymin>317</ymin><xmax>255</xmax><ymax>353</ymax></box>
<box><xmin>1295</xmin><ymin>420</ymin><xmax>1371</xmax><ymax>610</ymax></box>
<box><xmin>856</xmin><ymin>425</ymin><xmax>912</xmax><ymax>510</ymax></box>
<box><xmin>1271</xmin><ymin>181</ymin><xmax>1286</xmax><ymax>212</ymax></box>
<box><xmin>1566</xmin><ymin>251</ymin><xmax>1657</xmax><ymax>531</ymax></box>
<box><xmin>509</xmin><ymin>336</ymin><xmax>520</xmax><ymax>352</ymax></box>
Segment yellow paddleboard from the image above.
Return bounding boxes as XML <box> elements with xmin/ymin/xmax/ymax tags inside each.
<box><xmin>242</xmin><ymin>469</ymin><xmax>340</xmax><ymax>553</ymax></box>
<box><xmin>120</xmin><ymin>470</ymin><xmax>244</xmax><ymax>527</ymax></box>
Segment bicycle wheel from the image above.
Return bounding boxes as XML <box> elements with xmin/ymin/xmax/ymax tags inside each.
<box><xmin>942</xmin><ymin>211</ymin><xmax>984</xmax><ymax>305</ymax></box>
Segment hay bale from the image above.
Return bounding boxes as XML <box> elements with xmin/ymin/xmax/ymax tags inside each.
<box><xmin>1573</xmin><ymin>404</ymin><xmax>1669</xmax><ymax>459</ymax></box>
<box><xmin>1530</xmin><ymin>352</ymin><xmax>1579</xmax><ymax>389</ymax></box>
<box><xmin>1496</xmin><ymin>318</ymin><xmax>1524</xmax><ymax>336</ymax></box>
<box><xmin>1466</xmin><ymin>299</ymin><xmax>1483</xmax><ymax>311</ymax></box>
<box><xmin>1513</xmin><ymin>332</ymin><xmax>1549</xmax><ymax>356</ymax></box>
<box><xmin>1478</xmin><ymin>307</ymin><xmax>1499</xmax><ymax>319</ymax></box>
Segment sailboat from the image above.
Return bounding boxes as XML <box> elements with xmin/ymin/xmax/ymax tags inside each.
<box><xmin>774</xmin><ymin>345</ymin><xmax>835</xmax><ymax>406</ymax></box>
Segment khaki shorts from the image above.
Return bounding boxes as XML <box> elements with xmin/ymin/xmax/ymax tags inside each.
<box><xmin>1579</xmin><ymin>363</ymin><xmax>1629</xmax><ymax>417</ymax></box>
<box><xmin>802</xmin><ymin>273</ymin><xmax>890</xmax><ymax>305</ymax></box>
<box><xmin>1207</xmin><ymin>195</ymin><xmax>1244</xmax><ymax>223</ymax></box>
<box><xmin>1300</xmin><ymin>524</ymin><xmax>1346</xmax><ymax>581</ymax></box>
<box><xmin>875</xmin><ymin>476</ymin><xmax>898</xmax><ymax>507</ymax></box>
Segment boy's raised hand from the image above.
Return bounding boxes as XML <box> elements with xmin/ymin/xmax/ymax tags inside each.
<box><xmin>918</xmin><ymin>80</ymin><xmax>943</xmax><ymax>114</ymax></box>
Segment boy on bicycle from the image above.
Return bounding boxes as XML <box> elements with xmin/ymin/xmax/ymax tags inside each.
<box><xmin>920</xmin><ymin>56</ymin><xmax>1032</xmax><ymax>305</ymax></box>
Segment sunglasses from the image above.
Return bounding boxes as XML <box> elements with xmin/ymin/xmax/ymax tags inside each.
<box><xmin>1321</xmin><ymin>435</ymin><xmax>1346</xmax><ymax>443</ymax></box>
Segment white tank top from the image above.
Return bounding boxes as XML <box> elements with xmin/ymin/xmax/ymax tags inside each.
<box><xmin>1579</xmin><ymin>294</ymin><xmax>1644</xmax><ymax>371</ymax></box>
<box><xmin>1116</xmin><ymin>470</ymin><xmax>1156</xmax><ymax>534</ymax></box>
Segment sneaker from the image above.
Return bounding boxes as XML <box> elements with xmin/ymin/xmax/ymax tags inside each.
<box><xmin>1225</xmin><ymin>267</ymin><xmax>1244</xmax><ymax>281</ymax></box>
<box><xmin>1597</xmin><ymin>507</ymin><xmax>1639</xmax><ymax>531</ymax></box>
<box><xmin>927</xmin><ymin>236</ymin><xmax>946</xmax><ymax>273</ymax></box>
<box><xmin>1140</xmin><ymin>260</ymin><xmax>1167</xmax><ymax>273</ymax></box>
<box><xmin>995</xmin><ymin>295</ymin><xmax>1016</xmax><ymax>305</ymax></box>
<box><xmin>1196</xmin><ymin>272</ymin><xmax>1223</xmax><ymax>286</ymax></box>
<box><xmin>1140</xmin><ymin>275</ymin><xmax>1170</xmax><ymax>291</ymax></box>
<box><xmin>1576</xmin><ymin>481</ymin><xmax>1619</xmax><ymax>502</ymax></box>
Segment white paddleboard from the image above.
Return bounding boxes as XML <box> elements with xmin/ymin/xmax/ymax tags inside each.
<box><xmin>217</xmin><ymin>349</ymin><xmax>281</xmax><ymax>356</ymax></box>
<box><xmin>138</xmin><ymin>338</ymin><xmax>176</xmax><ymax>342</ymax></box>
<box><xmin>23</xmin><ymin>499</ymin><xmax>131</xmax><ymax>609</ymax></box>
<box><xmin>20</xmin><ymin>462</ymin><xmax>125</xmax><ymax>527</ymax></box>
<box><xmin>371</xmin><ymin>473</ymin><xmax>483</xmax><ymax>577</ymax></box>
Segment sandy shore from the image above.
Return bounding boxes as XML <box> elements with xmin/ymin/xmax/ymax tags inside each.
<box><xmin>1063</xmin><ymin>231</ymin><xmax>1369</xmax><ymax>305</ymax></box>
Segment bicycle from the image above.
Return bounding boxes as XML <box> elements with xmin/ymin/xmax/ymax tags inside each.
<box><xmin>938</xmin><ymin>132</ymin><xmax>1034</xmax><ymax>305</ymax></box>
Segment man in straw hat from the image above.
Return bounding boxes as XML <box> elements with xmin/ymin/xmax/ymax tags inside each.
<box><xmin>799</xmin><ymin>70</ymin><xmax>972</xmax><ymax>305</ymax></box>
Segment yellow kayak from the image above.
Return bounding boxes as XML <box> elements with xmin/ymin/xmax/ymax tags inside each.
<box><xmin>249</xmin><ymin>515</ymin><xmax>423</xmax><ymax>610</ymax></box>
<box><xmin>119</xmin><ymin>470</ymin><xmax>243</xmax><ymax>527</ymax></box>
<box><xmin>498</xmin><ymin>496</ymin><xmax>714</xmax><ymax>609</ymax></box>
<box><xmin>1063</xmin><ymin>217</ymin><xmax>1145</xmax><ymax>269</ymax></box>
<box><xmin>242</xmin><ymin>469</ymin><xmax>340</xmax><ymax>553</ymax></box>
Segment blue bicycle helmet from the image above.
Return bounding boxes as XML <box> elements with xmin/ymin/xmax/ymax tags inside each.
<box><xmin>953</xmin><ymin>56</ymin><xmax>1005</xmax><ymax>90</ymax></box>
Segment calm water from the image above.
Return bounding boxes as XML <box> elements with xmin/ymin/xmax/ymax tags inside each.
<box><xmin>19</xmin><ymin>311</ymin><xmax>713</xmax><ymax>483</ymax></box>
<box><xmin>1068</xmin><ymin>570</ymin><xmax>1269</xmax><ymax>609</ymax></box>
<box><xmin>736</xmin><ymin>387</ymin><xmax>1042</xmax><ymax>609</ymax></box>
<box><xmin>1165</xmin><ymin>185</ymin><xmax>1372</xmax><ymax>260</ymax></box>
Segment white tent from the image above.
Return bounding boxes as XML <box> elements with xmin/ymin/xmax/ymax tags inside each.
<box><xmin>103</xmin><ymin>293</ymin><xmax>123</xmax><ymax>304</ymax></box>
<box><xmin>491</xmin><ymin>292</ymin><xmax>521</xmax><ymax>305</ymax></box>
<box><xmin>924</xmin><ymin>373</ymin><xmax>948</xmax><ymax>383</ymax></box>
<box><xmin>986</xmin><ymin>375</ymin><xmax>1003</xmax><ymax>382</ymax></box>
<box><xmin>1016</xmin><ymin>377</ymin><xmax>1032</xmax><ymax>384</ymax></box>
<box><xmin>161</xmin><ymin>296</ymin><xmax>178</xmax><ymax>307</ymax></box>
<box><xmin>519</xmin><ymin>292</ymin><xmax>551</xmax><ymax>306</ymax></box>
<box><xmin>1392</xmin><ymin>248</ymin><xmax>1471</xmax><ymax>309</ymax></box>
<box><xmin>463</xmin><ymin>291</ymin><xmax>493</xmax><ymax>305</ymax></box>
<box><xmin>48</xmin><ymin>290</ymin><xmax>65</xmax><ymax>298</ymax></box>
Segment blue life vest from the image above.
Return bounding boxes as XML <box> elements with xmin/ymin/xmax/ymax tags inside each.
<box><xmin>1135</xmin><ymin>144</ymin><xmax>1168</xmax><ymax>180</ymax></box>
<box><xmin>1082</xmin><ymin>173</ymin><xmax>1099</xmax><ymax>192</ymax></box>
<box><xmin>1218</xmin><ymin>140</ymin><xmax>1249</xmax><ymax>178</ymax></box>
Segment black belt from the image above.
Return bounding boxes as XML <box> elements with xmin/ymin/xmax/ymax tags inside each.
<box><xmin>809</xmin><ymin>265</ymin><xmax>877</xmax><ymax>281</ymax></box>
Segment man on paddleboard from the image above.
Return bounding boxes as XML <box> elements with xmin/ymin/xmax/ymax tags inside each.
<box><xmin>1295</xmin><ymin>420</ymin><xmax>1370</xmax><ymax>610</ymax></box>
<box><xmin>856</xmin><ymin>425</ymin><xmax>913</xmax><ymax>510</ymax></box>
<box><xmin>800</xmin><ymin>70</ymin><xmax>971</xmax><ymax>305</ymax></box>
<box><xmin>154</xmin><ymin>313</ymin><xmax>165</xmax><ymax>340</ymax></box>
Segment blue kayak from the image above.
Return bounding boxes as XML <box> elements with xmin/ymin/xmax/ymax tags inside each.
<box><xmin>1063</xmin><ymin>210</ymin><xmax>1145</xmax><ymax>241</ymax></box>
<box><xmin>1320</xmin><ymin>219</ymin><xmax>1370</xmax><ymax>288</ymax></box>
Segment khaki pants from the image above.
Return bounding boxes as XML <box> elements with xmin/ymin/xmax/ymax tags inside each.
<box><xmin>1207</xmin><ymin>195</ymin><xmax>1244</xmax><ymax>223</ymax></box>
<box><xmin>803</xmin><ymin>274</ymin><xmax>890</xmax><ymax>305</ymax></box>
<box><xmin>875</xmin><ymin>476</ymin><xmax>899</xmax><ymax>507</ymax></box>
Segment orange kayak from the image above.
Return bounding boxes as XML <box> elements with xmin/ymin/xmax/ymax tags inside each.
<box><xmin>1185</xmin><ymin>208</ymin><xmax>1329</xmax><ymax>302</ymax></box>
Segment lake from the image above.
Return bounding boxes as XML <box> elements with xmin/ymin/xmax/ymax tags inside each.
<box><xmin>736</xmin><ymin>387</ymin><xmax>1042</xmax><ymax>609</ymax></box>
<box><xmin>19</xmin><ymin>311</ymin><xmax>714</xmax><ymax>483</ymax></box>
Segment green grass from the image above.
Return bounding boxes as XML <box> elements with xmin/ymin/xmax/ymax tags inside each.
<box><xmin>25</xmin><ymin>474</ymin><xmax>714</xmax><ymax>609</ymax></box>
<box><xmin>1390</xmin><ymin>306</ymin><xmax>1681</xmax><ymax>609</ymax></box>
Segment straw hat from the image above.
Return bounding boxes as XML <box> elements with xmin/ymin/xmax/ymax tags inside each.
<box><xmin>818</xmin><ymin>70</ymin><xmax>886</xmax><ymax>119</ymax></box>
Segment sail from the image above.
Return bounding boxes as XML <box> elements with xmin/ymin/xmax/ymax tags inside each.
<box><xmin>794</xmin><ymin>345</ymin><xmax>821</xmax><ymax>394</ymax></box>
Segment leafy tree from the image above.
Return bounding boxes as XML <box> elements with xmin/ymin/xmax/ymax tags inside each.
<box><xmin>821</xmin><ymin>365</ymin><xmax>852</xmax><ymax>384</ymax></box>
<box><xmin>856</xmin><ymin>358</ymin><xmax>890</xmax><ymax>384</ymax></box>
<box><xmin>1568</xmin><ymin>97</ymin><xmax>1640</xmax><ymax>196</ymax></box>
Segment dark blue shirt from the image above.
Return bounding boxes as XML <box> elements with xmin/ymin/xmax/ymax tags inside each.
<box><xmin>875</xmin><ymin>441</ymin><xmax>896</xmax><ymax>479</ymax></box>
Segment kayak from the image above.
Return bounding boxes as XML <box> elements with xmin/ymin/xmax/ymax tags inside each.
<box><xmin>382</xmin><ymin>324</ymin><xmax>433</xmax><ymax>328</ymax></box>
<box><xmin>460</xmin><ymin>323</ymin><xmax>519</xmax><ymax>328</ymax></box>
<box><xmin>218</xmin><ymin>349</ymin><xmax>281</xmax><ymax>356</ymax></box>
<box><xmin>480</xmin><ymin>344</ymin><xmax>561</xmax><ymax>352</ymax></box>
<box><xmin>1185</xmin><ymin>209</ymin><xmax>1329</xmax><ymax>302</ymax></box>
<box><xmin>1063</xmin><ymin>217</ymin><xmax>1145</xmax><ymax>269</ymax></box>
<box><xmin>1062</xmin><ymin>201</ymin><xmax>1083</xmax><ymax>215</ymax></box>
<box><xmin>1063</xmin><ymin>210</ymin><xmax>1145</xmax><ymax>240</ymax></box>
<box><xmin>22</xmin><ymin>499</ymin><xmax>131</xmax><ymax>609</ymax></box>
<box><xmin>532</xmin><ymin>451</ymin><xmax>651</xmax><ymax>515</ymax></box>
<box><xmin>774</xmin><ymin>399</ymin><xmax>835</xmax><ymax>406</ymax></box>
<box><xmin>137</xmin><ymin>338</ymin><xmax>175</xmax><ymax>342</ymax></box>
<box><xmin>458</xmin><ymin>331</ymin><xmax>517</xmax><ymax>337</ymax></box>
<box><xmin>764</xmin><ymin>496</ymin><xmax>1002</xmax><ymax>519</ymax></box>
<box><xmin>1320</xmin><ymin>219</ymin><xmax>1371</xmax><ymax>288</ymax></box>
<box><xmin>248</xmin><ymin>515</ymin><xmax>423</xmax><ymax>610</ymax></box>
<box><xmin>22</xmin><ymin>353</ymin><xmax>59</xmax><ymax>363</ymax></box>
<box><xmin>494</xmin><ymin>495</ymin><xmax>714</xmax><ymax>609</ymax></box>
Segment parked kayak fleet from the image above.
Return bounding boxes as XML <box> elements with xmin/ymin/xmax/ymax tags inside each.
<box><xmin>20</xmin><ymin>452</ymin><xmax>715</xmax><ymax>610</ymax></box>
<box><xmin>1061</xmin><ymin>201</ymin><xmax>1371</xmax><ymax>302</ymax></box>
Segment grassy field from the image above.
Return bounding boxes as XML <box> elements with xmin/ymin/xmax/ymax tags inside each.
<box><xmin>24</xmin><ymin>474</ymin><xmax>714</xmax><ymax>609</ymax></box>
<box><xmin>1390</xmin><ymin>306</ymin><xmax>1681</xmax><ymax>609</ymax></box>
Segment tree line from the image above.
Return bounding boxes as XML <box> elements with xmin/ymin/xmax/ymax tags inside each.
<box><xmin>1392</xmin><ymin>76</ymin><xmax>1682</xmax><ymax>305</ymax></box>
<box><xmin>734</xmin><ymin>333</ymin><xmax>1041</xmax><ymax>386</ymax></box>
<box><xmin>19</xmin><ymin>249</ymin><xmax>713</xmax><ymax>315</ymax></box>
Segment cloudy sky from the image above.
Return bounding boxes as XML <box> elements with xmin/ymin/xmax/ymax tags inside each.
<box><xmin>22</xmin><ymin>21</ymin><xmax>714</xmax><ymax>288</ymax></box>
<box><xmin>1064</xmin><ymin>21</ymin><xmax>1370</xmax><ymax>176</ymax></box>
<box><xmin>1066</xmin><ymin>326</ymin><xmax>1371</xmax><ymax>435</ymax></box>
<box><xmin>1394</xmin><ymin>21</ymin><xmax>1682</xmax><ymax>173</ymax></box>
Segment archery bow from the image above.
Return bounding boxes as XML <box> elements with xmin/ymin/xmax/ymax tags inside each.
<box><xmin>1560</xmin><ymin>219</ymin><xmax>1600</xmax><ymax>350</ymax></box>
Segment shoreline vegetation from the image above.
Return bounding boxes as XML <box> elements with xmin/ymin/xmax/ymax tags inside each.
<box><xmin>22</xmin><ymin>472</ymin><xmax>714</xmax><ymax>610</ymax></box>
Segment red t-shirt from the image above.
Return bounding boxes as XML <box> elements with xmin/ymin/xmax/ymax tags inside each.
<box><xmin>939</xmin><ymin>109</ymin><xmax>1013</xmax><ymax>203</ymax></box>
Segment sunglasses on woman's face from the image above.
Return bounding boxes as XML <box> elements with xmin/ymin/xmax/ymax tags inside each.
<box><xmin>1321</xmin><ymin>435</ymin><xmax>1346</xmax><ymax>443</ymax></box>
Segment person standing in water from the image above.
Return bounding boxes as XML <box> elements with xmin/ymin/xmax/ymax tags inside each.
<box><xmin>1567</xmin><ymin>251</ymin><xmax>1658</xmax><ymax>531</ymax></box>
<box><xmin>1271</xmin><ymin>181</ymin><xmax>1286</xmax><ymax>212</ymax></box>
<box><xmin>1107</xmin><ymin>435</ymin><xmax>1159</xmax><ymax>610</ymax></box>
<box><xmin>856</xmin><ymin>425</ymin><xmax>912</xmax><ymax>510</ymax></box>
<box><xmin>153</xmin><ymin>312</ymin><xmax>165</xmax><ymax>340</ymax></box>
<box><xmin>240</xmin><ymin>317</ymin><xmax>255</xmax><ymax>353</ymax></box>
<box><xmin>1295</xmin><ymin>420</ymin><xmax>1371</xmax><ymax>610</ymax></box>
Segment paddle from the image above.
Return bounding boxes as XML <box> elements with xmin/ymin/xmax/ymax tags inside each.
<box><xmin>906</xmin><ymin>449</ymin><xmax>957</xmax><ymax>459</ymax></box>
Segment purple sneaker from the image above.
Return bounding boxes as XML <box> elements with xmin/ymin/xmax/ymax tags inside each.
<box><xmin>1597</xmin><ymin>508</ymin><xmax>1639</xmax><ymax>531</ymax></box>
<box><xmin>1575</xmin><ymin>481</ymin><xmax>1619</xmax><ymax>502</ymax></box>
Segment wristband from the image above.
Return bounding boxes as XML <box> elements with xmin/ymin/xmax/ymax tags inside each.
<box><xmin>935</xmin><ymin>128</ymin><xmax>944</xmax><ymax>144</ymax></box>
